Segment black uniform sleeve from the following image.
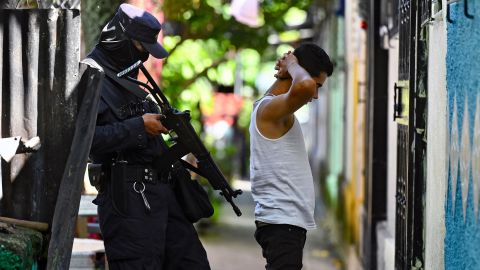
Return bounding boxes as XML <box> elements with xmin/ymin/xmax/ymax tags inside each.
<box><xmin>91</xmin><ymin>116</ymin><xmax>148</xmax><ymax>155</ymax></box>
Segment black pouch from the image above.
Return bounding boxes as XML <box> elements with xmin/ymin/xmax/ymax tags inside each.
<box><xmin>110</xmin><ymin>160</ymin><xmax>128</xmax><ymax>216</ymax></box>
<box><xmin>170</xmin><ymin>161</ymin><xmax>214</xmax><ymax>223</ymax></box>
<box><xmin>87</xmin><ymin>163</ymin><xmax>104</xmax><ymax>191</ymax></box>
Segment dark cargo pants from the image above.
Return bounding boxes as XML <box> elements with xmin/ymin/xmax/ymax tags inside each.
<box><xmin>95</xmin><ymin>181</ymin><xmax>210</xmax><ymax>270</ymax></box>
<box><xmin>254</xmin><ymin>223</ymin><xmax>307</xmax><ymax>270</ymax></box>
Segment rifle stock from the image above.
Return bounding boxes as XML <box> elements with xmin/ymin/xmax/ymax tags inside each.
<box><xmin>118</xmin><ymin>61</ymin><xmax>243</xmax><ymax>216</ymax></box>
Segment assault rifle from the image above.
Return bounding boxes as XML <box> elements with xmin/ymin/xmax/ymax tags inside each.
<box><xmin>118</xmin><ymin>60</ymin><xmax>243</xmax><ymax>216</ymax></box>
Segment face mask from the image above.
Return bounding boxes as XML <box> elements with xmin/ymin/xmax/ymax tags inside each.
<box><xmin>130</xmin><ymin>42</ymin><xmax>150</xmax><ymax>63</ymax></box>
<box><xmin>97</xmin><ymin>20</ymin><xmax>150</xmax><ymax>72</ymax></box>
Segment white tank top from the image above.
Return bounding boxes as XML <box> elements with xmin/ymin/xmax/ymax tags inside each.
<box><xmin>249</xmin><ymin>96</ymin><xmax>316</xmax><ymax>230</ymax></box>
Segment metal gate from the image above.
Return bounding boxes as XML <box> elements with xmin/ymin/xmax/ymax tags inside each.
<box><xmin>394</xmin><ymin>0</ymin><xmax>429</xmax><ymax>269</ymax></box>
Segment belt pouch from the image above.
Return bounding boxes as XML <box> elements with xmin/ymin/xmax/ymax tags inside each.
<box><xmin>171</xmin><ymin>161</ymin><xmax>214</xmax><ymax>223</ymax></box>
<box><xmin>110</xmin><ymin>160</ymin><xmax>128</xmax><ymax>215</ymax></box>
<box><xmin>87</xmin><ymin>163</ymin><xmax>103</xmax><ymax>191</ymax></box>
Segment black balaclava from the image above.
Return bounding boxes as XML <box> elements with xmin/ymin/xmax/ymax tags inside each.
<box><xmin>90</xmin><ymin>15</ymin><xmax>149</xmax><ymax>76</ymax></box>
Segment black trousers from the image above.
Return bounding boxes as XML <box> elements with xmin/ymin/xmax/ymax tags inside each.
<box><xmin>254</xmin><ymin>223</ymin><xmax>307</xmax><ymax>270</ymax></box>
<box><xmin>95</xmin><ymin>181</ymin><xmax>210</xmax><ymax>270</ymax></box>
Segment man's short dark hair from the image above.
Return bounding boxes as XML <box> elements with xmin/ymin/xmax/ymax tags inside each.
<box><xmin>293</xmin><ymin>43</ymin><xmax>333</xmax><ymax>77</ymax></box>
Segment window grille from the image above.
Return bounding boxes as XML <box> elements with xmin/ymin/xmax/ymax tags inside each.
<box><xmin>398</xmin><ymin>0</ymin><xmax>411</xmax><ymax>80</ymax></box>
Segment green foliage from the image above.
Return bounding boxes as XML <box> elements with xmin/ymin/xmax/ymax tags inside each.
<box><xmin>159</xmin><ymin>0</ymin><xmax>313</xmax><ymax>110</ymax></box>
<box><xmin>237</xmin><ymin>98</ymin><xmax>253</xmax><ymax>128</ymax></box>
<box><xmin>162</xmin><ymin>0</ymin><xmax>311</xmax><ymax>51</ymax></box>
<box><xmin>80</xmin><ymin>0</ymin><xmax>312</xmax><ymax>112</ymax></box>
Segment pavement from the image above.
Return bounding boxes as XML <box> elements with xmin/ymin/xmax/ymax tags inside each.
<box><xmin>199</xmin><ymin>180</ymin><xmax>343</xmax><ymax>270</ymax></box>
<box><xmin>71</xmin><ymin>180</ymin><xmax>343</xmax><ymax>270</ymax></box>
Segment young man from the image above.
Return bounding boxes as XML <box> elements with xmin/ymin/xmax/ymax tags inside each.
<box><xmin>86</xmin><ymin>4</ymin><xmax>210</xmax><ymax>269</ymax></box>
<box><xmin>249</xmin><ymin>43</ymin><xmax>333</xmax><ymax>270</ymax></box>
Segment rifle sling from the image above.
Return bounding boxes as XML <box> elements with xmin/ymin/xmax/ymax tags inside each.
<box><xmin>155</xmin><ymin>147</ymin><xmax>209</xmax><ymax>181</ymax></box>
<box><xmin>83</xmin><ymin>58</ymin><xmax>150</xmax><ymax>120</ymax></box>
<box><xmin>101</xmin><ymin>63</ymin><xmax>148</xmax><ymax>100</ymax></box>
<box><xmin>179</xmin><ymin>159</ymin><xmax>204</xmax><ymax>178</ymax></box>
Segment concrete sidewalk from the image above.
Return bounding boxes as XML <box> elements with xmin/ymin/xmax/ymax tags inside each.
<box><xmin>70</xmin><ymin>181</ymin><xmax>343</xmax><ymax>270</ymax></box>
<box><xmin>200</xmin><ymin>180</ymin><xmax>343</xmax><ymax>270</ymax></box>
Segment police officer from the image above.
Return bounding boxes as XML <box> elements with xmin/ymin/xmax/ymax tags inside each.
<box><xmin>86</xmin><ymin>4</ymin><xmax>211</xmax><ymax>270</ymax></box>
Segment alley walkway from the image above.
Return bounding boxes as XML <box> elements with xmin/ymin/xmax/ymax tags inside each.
<box><xmin>71</xmin><ymin>180</ymin><xmax>343</xmax><ymax>269</ymax></box>
<box><xmin>199</xmin><ymin>180</ymin><xmax>343</xmax><ymax>270</ymax></box>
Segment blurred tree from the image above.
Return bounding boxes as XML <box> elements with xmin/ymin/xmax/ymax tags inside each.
<box><xmin>158</xmin><ymin>0</ymin><xmax>312</xmax><ymax>133</ymax></box>
<box><xmin>162</xmin><ymin>0</ymin><xmax>311</xmax><ymax>50</ymax></box>
<box><xmin>79</xmin><ymin>0</ymin><xmax>312</xmax><ymax>109</ymax></box>
<box><xmin>160</xmin><ymin>0</ymin><xmax>312</xmax><ymax>96</ymax></box>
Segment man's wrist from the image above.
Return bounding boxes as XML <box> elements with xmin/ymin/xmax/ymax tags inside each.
<box><xmin>286</xmin><ymin>61</ymin><xmax>297</xmax><ymax>71</ymax></box>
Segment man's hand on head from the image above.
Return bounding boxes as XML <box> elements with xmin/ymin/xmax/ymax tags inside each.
<box><xmin>142</xmin><ymin>113</ymin><xmax>169</xmax><ymax>137</ymax></box>
<box><xmin>274</xmin><ymin>51</ymin><xmax>297</xmax><ymax>80</ymax></box>
<box><xmin>283</xmin><ymin>51</ymin><xmax>299</xmax><ymax>69</ymax></box>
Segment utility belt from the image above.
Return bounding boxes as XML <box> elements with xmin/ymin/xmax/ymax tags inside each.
<box><xmin>121</xmin><ymin>164</ymin><xmax>161</xmax><ymax>184</ymax></box>
<box><xmin>88</xmin><ymin>162</ymin><xmax>171</xmax><ymax>189</ymax></box>
<box><xmin>88</xmin><ymin>161</ymin><xmax>172</xmax><ymax>215</ymax></box>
